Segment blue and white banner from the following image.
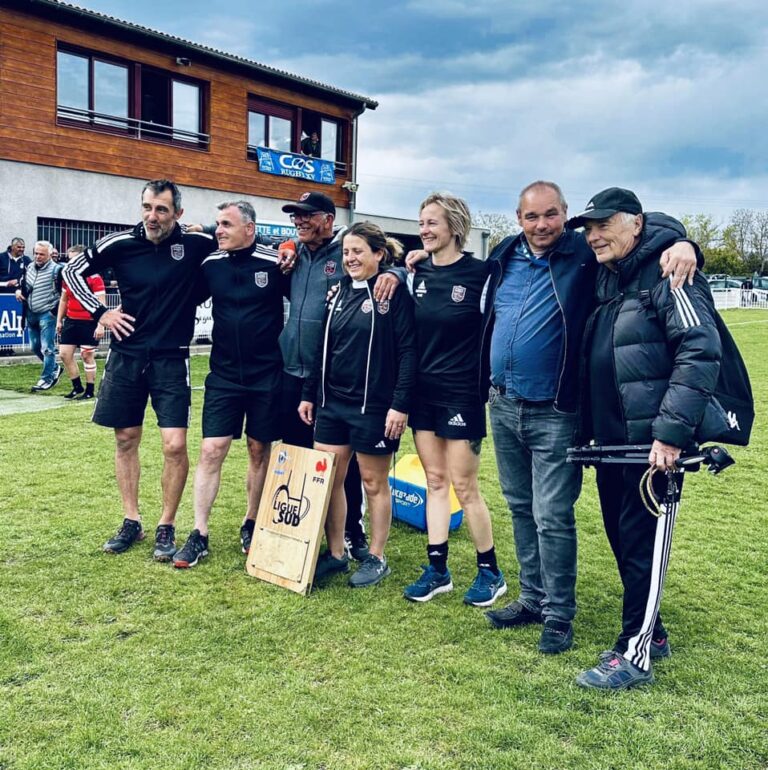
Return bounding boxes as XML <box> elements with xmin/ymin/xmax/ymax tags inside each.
<box><xmin>256</xmin><ymin>147</ymin><xmax>336</xmax><ymax>186</ymax></box>
<box><xmin>256</xmin><ymin>222</ymin><xmax>297</xmax><ymax>240</ymax></box>
<box><xmin>0</xmin><ymin>294</ymin><xmax>27</xmax><ymax>346</ymax></box>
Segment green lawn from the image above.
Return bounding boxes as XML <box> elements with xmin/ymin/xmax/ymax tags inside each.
<box><xmin>1</xmin><ymin>310</ymin><xmax>766</xmax><ymax>770</ymax></box>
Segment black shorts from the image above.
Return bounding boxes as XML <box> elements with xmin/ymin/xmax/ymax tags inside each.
<box><xmin>93</xmin><ymin>350</ymin><xmax>191</xmax><ymax>429</ymax></box>
<box><xmin>202</xmin><ymin>374</ymin><xmax>282</xmax><ymax>442</ymax></box>
<box><xmin>60</xmin><ymin>318</ymin><xmax>99</xmax><ymax>349</ymax></box>
<box><xmin>408</xmin><ymin>397</ymin><xmax>486</xmax><ymax>441</ymax></box>
<box><xmin>314</xmin><ymin>396</ymin><xmax>399</xmax><ymax>456</ymax></box>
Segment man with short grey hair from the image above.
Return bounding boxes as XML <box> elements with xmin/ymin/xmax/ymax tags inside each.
<box><xmin>16</xmin><ymin>240</ymin><xmax>63</xmax><ymax>391</ymax></box>
<box><xmin>173</xmin><ymin>200</ymin><xmax>289</xmax><ymax>568</ymax></box>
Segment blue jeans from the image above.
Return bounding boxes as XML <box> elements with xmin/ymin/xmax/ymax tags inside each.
<box><xmin>26</xmin><ymin>308</ymin><xmax>57</xmax><ymax>382</ymax></box>
<box><xmin>489</xmin><ymin>389</ymin><xmax>582</xmax><ymax>622</ymax></box>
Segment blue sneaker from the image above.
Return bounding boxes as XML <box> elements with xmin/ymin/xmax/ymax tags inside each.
<box><xmin>403</xmin><ymin>565</ymin><xmax>453</xmax><ymax>603</ymax></box>
<box><xmin>463</xmin><ymin>567</ymin><xmax>507</xmax><ymax>607</ymax></box>
<box><xmin>576</xmin><ymin>651</ymin><xmax>654</xmax><ymax>690</ymax></box>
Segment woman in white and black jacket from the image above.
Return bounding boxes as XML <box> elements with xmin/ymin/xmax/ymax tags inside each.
<box><xmin>299</xmin><ymin>222</ymin><xmax>416</xmax><ymax>588</ymax></box>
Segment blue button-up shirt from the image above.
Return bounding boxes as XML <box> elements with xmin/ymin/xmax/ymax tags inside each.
<box><xmin>490</xmin><ymin>238</ymin><xmax>564</xmax><ymax>401</ymax></box>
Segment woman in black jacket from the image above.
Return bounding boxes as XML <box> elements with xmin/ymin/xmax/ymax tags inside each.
<box><xmin>299</xmin><ymin>222</ymin><xmax>416</xmax><ymax>588</ymax></box>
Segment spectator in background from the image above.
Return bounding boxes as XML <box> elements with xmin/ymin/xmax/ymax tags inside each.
<box><xmin>16</xmin><ymin>240</ymin><xmax>63</xmax><ymax>391</ymax></box>
<box><xmin>301</xmin><ymin>131</ymin><xmax>321</xmax><ymax>158</ymax></box>
<box><xmin>56</xmin><ymin>244</ymin><xmax>105</xmax><ymax>400</ymax></box>
<box><xmin>0</xmin><ymin>237</ymin><xmax>29</xmax><ymax>292</ymax></box>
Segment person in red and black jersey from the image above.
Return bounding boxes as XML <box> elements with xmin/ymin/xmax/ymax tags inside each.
<box><xmin>56</xmin><ymin>244</ymin><xmax>105</xmax><ymax>400</ymax></box>
<box><xmin>403</xmin><ymin>193</ymin><xmax>507</xmax><ymax>607</ymax></box>
<box><xmin>62</xmin><ymin>180</ymin><xmax>217</xmax><ymax>560</ymax></box>
<box><xmin>299</xmin><ymin>222</ymin><xmax>416</xmax><ymax>588</ymax></box>
<box><xmin>173</xmin><ymin>201</ymin><xmax>290</xmax><ymax>569</ymax></box>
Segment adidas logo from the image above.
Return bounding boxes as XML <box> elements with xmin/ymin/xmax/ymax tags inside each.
<box><xmin>375</xmin><ymin>440</ymin><xmax>387</xmax><ymax>449</ymax></box>
<box><xmin>415</xmin><ymin>280</ymin><xmax>427</xmax><ymax>297</ymax></box>
<box><xmin>447</xmin><ymin>413</ymin><xmax>466</xmax><ymax>427</ymax></box>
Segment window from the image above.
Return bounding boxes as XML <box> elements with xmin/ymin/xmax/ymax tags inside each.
<box><xmin>247</xmin><ymin>98</ymin><xmax>294</xmax><ymax>157</ymax></box>
<box><xmin>56</xmin><ymin>46</ymin><xmax>208</xmax><ymax>147</ymax></box>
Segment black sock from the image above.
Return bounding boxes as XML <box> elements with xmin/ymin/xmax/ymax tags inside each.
<box><xmin>427</xmin><ymin>541</ymin><xmax>448</xmax><ymax>574</ymax></box>
<box><xmin>84</xmin><ymin>382</ymin><xmax>94</xmax><ymax>395</ymax></box>
<box><xmin>71</xmin><ymin>376</ymin><xmax>83</xmax><ymax>391</ymax></box>
<box><xmin>477</xmin><ymin>546</ymin><xmax>499</xmax><ymax>575</ymax></box>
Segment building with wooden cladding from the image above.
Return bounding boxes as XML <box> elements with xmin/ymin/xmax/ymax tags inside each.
<box><xmin>0</xmin><ymin>0</ymin><xmax>378</xmax><ymax>249</ymax></box>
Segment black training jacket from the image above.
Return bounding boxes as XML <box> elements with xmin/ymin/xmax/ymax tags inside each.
<box><xmin>62</xmin><ymin>223</ymin><xmax>216</xmax><ymax>358</ymax></box>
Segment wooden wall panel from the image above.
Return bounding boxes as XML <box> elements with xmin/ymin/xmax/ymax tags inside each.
<box><xmin>0</xmin><ymin>7</ymin><xmax>361</xmax><ymax>208</ymax></box>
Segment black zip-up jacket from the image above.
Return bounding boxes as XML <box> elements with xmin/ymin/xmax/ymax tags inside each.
<box><xmin>198</xmin><ymin>242</ymin><xmax>290</xmax><ymax>388</ymax></box>
<box><xmin>302</xmin><ymin>274</ymin><xmax>416</xmax><ymax>414</ymax></box>
<box><xmin>579</xmin><ymin>219</ymin><xmax>728</xmax><ymax>448</ymax></box>
<box><xmin>62</xmin><ymin>223</ymin><xmax>216</xmax><ymax>358</ymax></box>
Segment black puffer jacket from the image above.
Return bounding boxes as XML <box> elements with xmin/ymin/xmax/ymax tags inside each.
<box><xmin>581</xmin><ymin>217</ymin><xmax>728</xmax><ymax>448</ymax></box>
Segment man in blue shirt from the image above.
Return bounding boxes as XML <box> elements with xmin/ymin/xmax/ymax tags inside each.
<box><xmin>484</xmin><ymin>181</ymin><xmax>697</xmax><ymax>655</ymax></box>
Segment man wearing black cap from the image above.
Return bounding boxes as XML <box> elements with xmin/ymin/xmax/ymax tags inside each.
<box><xmin>569</xmin><ymin>187</ymin><xmax>727</xmax><ymax>690</ymax></box>
<box><xmin>279</xmin><ymin>191</ymin><xmax>399</xmax><ymax>573</ymax></box>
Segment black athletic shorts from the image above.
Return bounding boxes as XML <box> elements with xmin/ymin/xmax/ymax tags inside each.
<box><xmin>93</xmin><ymin>350</ymin><xmax>191</xmax><ymax>429</ymax></box>
<box><xmin>314</xmin><ymin>395</ymin><xmax>399</xmax><ymax>456</ymax></box>
<box><xmin>408</xmin><ymin>396</ymin><xmax>486</xmax><ymax>441</ymax></box>
<box><xmin>60</xmin><ymin>318</ymin><xmax>99</xmax><ymax>349</ymax></box>
<box><xmin>202</xmin><ymin>373</ymin><xmax>282</xmax><ymax>442</ymax></box>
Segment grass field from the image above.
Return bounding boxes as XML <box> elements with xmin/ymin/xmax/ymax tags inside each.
<box><xmin>1</xmin><ymin>310</ymin><xmax>766</xmax><ymax>770</ymax></box>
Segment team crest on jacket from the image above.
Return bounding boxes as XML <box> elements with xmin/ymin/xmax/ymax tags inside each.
<box><xmin>361</xmin><ymin>299</ymin><xmax>373</xmax><ymax>314</ymax></box>
<box><xmin>451</xmin><ymin>285</ymin><xmax>466</xmax><ymax>303</ymax></box>
<box><xmin>255</xmin><ymin>271</ymin><xmax>268</xmax><ymax>288</ymax></box>
<box><xmin>324</xmin><ymin>260</ymin><xmax>337</xmax><ymax>276</ymax></box>
<box><xmin>377</xmin><ymin>299</ymin><xmax>390</xmax><ymax>315</ymax></box>
<box><xmin>170</xmin><ymin>244</ymin><xmax>185</xmax><ymax>260</ymax></box>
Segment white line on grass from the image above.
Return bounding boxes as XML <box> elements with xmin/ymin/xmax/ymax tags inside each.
<box><xmin>0</xmin><ymin>389</ymin><xmax>71</xmax><ymax>416</ymax></box>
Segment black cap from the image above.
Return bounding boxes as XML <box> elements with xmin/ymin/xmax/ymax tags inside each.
<box><xmin>281</xmin><ymin>191</ymin><xmax>336</xmax><ymax>216</ymax></box>
<box><xmin>568</xmin><ymin>187</ymin><xmax>643</xmax><ymax>229</ymax></box>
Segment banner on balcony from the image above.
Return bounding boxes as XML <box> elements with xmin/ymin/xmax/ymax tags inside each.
<box><xmin>256</xmin><ymin>147</ymin><xmax>335</xmax><ymax>185</ymax></box>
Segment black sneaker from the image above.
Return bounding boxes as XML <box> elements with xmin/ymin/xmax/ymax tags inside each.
<box><xmin>153</xmin><ymin>524</ymin><xmax>177</xmax><ymax>562</ymax></box>
<box><xmin>240</xmin><ymin>519</ymin><xmax>256</xmax><ymax>555</ymax></box>
<box><xmin>344</xmin><ymin>534</ymin><xmax>370</xmax><ymax>562</ymax></box>
<box><xmin>76</xmin><ymin>390</ymin><xmax>95</xmax><ymax>400</ymax></box>
<box><xmin>51</xmin><ymin>364</ymin><xmax>63</xmax><ymax>386</ymax></box>
<box><xmin>538</xmin><ymin>618</ymin><xmax>574</xmax><ymax>654</ymax></box>
<box><xmin>64</xmin><ymin>386</ymin><xmax>85</xmax><ymax>400</ymax></box>
<box><xmin>313</xmin><ymin>549</ymin><xmax>349</xmax><ymax>583</ymax></box>
<box><xmin>173</xmin><ymin>529</ymin><xmax>209</xmax><ymax>568</ymax></box>
<box><xmin>485</xmin><ymin>599</ymin><xmax>543</xmax><ymax>629</ymax></box>
<box><xmin>103</xmin><ymin>518</ymin><xmax>144</xmax><ymax>554</ymax></box>
<box><xmin>650</xmin><ymin>635</ymin><xmax>671</xmax><ymax>659</ymax></box>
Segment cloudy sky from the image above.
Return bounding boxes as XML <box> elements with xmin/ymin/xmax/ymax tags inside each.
<box><xmin>83</xmin><ymin>0</ymin><xmax>768</xmax><ymax>224</ymax></box>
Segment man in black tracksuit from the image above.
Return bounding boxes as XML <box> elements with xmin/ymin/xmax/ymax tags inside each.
<box><xmin>569</xmin><ymin>188</ymin><xmax>728</xmax><ymax>690</ymax></box>
<box><xmin>62</xmin><ymin>179</ymin><xmax>217</xmax><ymax>560</ymax></box>
<box><xmin>172</xmin><ymin>201</ymin><xmax>290</xmax><ymax>568</ymax></box>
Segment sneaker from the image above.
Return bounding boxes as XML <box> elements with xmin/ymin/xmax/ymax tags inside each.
<box><xmin>240</xmin><ymin>519</ymin><xmax>255</xmax><ymax>555</ymax></box>
<box><xmin>103</xmin><ymin>518</ymin><xmax>145</xmax><ymax>554</ymax></box>
<box><xmin>52</xmin><ymin>364</ymin><xmax>63</xmax><ymax>386</ymax></box>
<box><xmin>313</xmin><ymin>550</ymin><xmax>350</xmax><ymax>583</ymax></box>
<box><xmin>344</xmin><ymin>534</ymin><xmax>370</xmax><ymax>562</ymax></box>
<box><xmin>173</xmin><ymin>529</ymin><xmax>209</xmax><ymax>569</ymax></box>
<box><xmin>650</xmin><ymin>635</ymin><xmax>671</xmax><ymax>659</ymax></box>
<box><xmin>349</xmin><ymin>554</ymin><xmax>391</xmax><ymax>588</ymax></box>
<box><xmin>485</xmin><ymin>599</ymin><xmax>543</xmax><ymax>629</ymax></box>
<box><xmin>31</xmin><ymin>378</ymin><xmax>52</xmax><ymax>392</ymax></box>
<box><xmin>576</xmin><ymin>651</ymin><xmax>654</xmax><ymax>690</ymax></box>
<box><xmin>76</xmin><ymin>390</ymin><xmax>95</xmax><ymax>400</ymax></box>
<box><xmin>403</xmin><ymin>564</ymin><xmax>453</xmax><ymax>603</ymax></box>
<box><xmin>153</xmin><ymin>524</ymin><xmax>177</xmax><ymax>561</ymax></box>
<box><xmin>463</xmin><ymin>567</ymin><xmax>508</xmax><ymax>607</ymax></box>
<box><xmin>64</xmin><ymin>386</ymin><xmax>85</xmax><ymax>400</ymax></box>
<box><xmin>538</xmin><ymin>618</ymin><xmax>574</xmax><ymax>654</ymax></box>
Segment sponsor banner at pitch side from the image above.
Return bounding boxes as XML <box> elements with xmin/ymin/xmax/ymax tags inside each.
<box><xmin>256</xmin><ymin>147</ymin><xmax>335</xmax><ymax>185</ymax></box>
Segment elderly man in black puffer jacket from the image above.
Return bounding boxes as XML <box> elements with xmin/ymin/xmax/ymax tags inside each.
<box><xmin>569</xmin><ymin>187</ymin><xmax>728</xmax><ymax>691</ymax></box>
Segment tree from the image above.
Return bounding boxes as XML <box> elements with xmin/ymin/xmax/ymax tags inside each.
<box><xmin>472</xmin><ymin>211</ymin><xmax>520</xmax><ymax>251</ymax></box>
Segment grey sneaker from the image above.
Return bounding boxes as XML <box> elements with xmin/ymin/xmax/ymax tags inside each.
<box><xmin>349</xmin><ymin>554</ymin><xmax>391</xmax><ymax>588</ymax></box>
<box><xmin>153</xmin><ymin>524</ymin><xmax>177</xmax><ymax>562</ymax></box>
<box><xmin>576</xmin><ymin>651</ymin><xmax>654</xmax><ymax>690</ymax></box>
<box><xmin>313</xmin><ymin>549</ymin><xmax>350</xmax><ymax>583</ymax></box>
